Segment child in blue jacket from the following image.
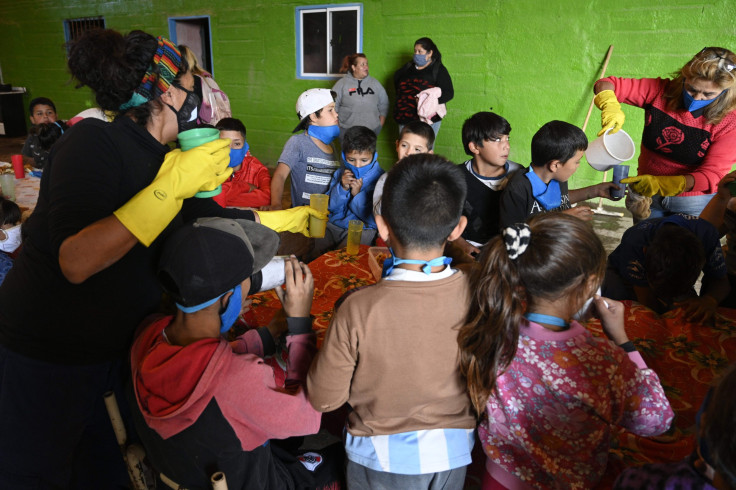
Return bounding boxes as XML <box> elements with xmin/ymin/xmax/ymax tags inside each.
<box><xmin>310</xmin><ymin>126</ymin><xmax>384</xmax><ymax>260</ymax></box>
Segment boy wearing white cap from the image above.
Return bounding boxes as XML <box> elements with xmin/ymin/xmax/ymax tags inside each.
<box><xmin>129</xmin><ymin>217</ymin><xmax>322</xmax><ymax>489</ymax></box>
<box><xmin>268</xmin><ymin>88</ymin><xmax>340</xmax><ymax>210</ymax></box>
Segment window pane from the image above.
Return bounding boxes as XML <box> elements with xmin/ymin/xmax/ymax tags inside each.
<box><xmin>329</xmin><ymin>10</ymin><xmax>357</xmax><ymax>74</ymax></box>
<box><xmin>303</xmin><ymin>11</ymin><xmax>327</xmax><ymax>74</ymax></box>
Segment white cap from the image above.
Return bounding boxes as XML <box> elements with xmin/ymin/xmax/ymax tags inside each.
<box><xmin>295</xmin><ymin>88</ymin><xmax>334</xmax><ymax>119</ymax></box>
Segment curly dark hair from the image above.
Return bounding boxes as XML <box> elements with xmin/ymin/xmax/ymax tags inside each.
<box><xmin>68</xmin><ymin>30</ymin><xmax>160</xmax><ymax>112</ymax></box>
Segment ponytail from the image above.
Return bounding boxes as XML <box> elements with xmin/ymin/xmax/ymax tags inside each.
<box><xmin>458</xmin><ymin>234</ymin><xmax>526</xmax><ymax>417</ymax></box>
<box><xmin>458</xmin><ymin>214</ymin><xmax>606</xmax><ymax>417</ymax></box>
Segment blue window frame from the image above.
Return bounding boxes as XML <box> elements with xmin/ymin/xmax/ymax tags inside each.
<box><xmin>296</xmin><ymin>4</ymin><xmax>362</xmax><ymax>80</ymax></box>
<box><xmin>168</xmin><ymin>16</ymin><xmax>214</xmax><ymax>77</ymax></box>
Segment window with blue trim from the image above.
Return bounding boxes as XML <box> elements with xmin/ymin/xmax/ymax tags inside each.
<box><xmin>296</xmin><ymin>4</ymin><xmax>362</xmax><ymax>79</ymax></box>
<box><xmin>63</xmin><ymin>16</ymin><xmax>105</xmax><ymax>46</ymax></box>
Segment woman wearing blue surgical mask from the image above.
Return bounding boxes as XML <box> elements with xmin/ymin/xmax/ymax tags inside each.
<box><xmin>393</xmin><ymin>37</ymin><xmax>454</xmax><ymax>139</ymax></box>
<box><xmin>594</xmin><ymin>47</ymin><xmax>736</xmax><ymax>219</ymax></box>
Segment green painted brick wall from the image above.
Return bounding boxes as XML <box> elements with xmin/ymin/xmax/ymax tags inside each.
<box><xmin>2</xmin><ymin>0</ymin><xmax>736</xmax><ymax>205</ymax></box>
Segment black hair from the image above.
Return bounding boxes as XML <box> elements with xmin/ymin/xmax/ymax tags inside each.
<box><xmin>531</xmin><ymin>120</ymin><xmax>588</xmax><ymax>167</ymax></box>
<box><xmin>645</xmin><ymin>223</ymin><xmax>705</xmax><ymax>302</ymax></box>
<box><xmin>0</xmin><ymin>198</ymin><xmax>21</xmax><ymax>226</ymax></box>
<box><xmin>414</xmin><ymin>37</ymin><xmax>441</xmax><ymax>65</ymax></box>
<box><xmin>399</xmin><ymin>120</ymin><xmax>436</xmax><ymax>150</ymax></box>
<box><xmin>382</xmin><ymin>154</ymin><xmax>466</xmax><ymax>249</ymax></box>
<box><xmin>28</xmin><ymin>97</ymin><xmax>56</xmax><ymax>114</ymax></box>
<box><xmin>215</xmin><ymin>117</ymin><xmax>247</xmax><ymax>138</ymax></box>
<box><xmin>702</xmin><ymin>363</ymin><xmax>736</xmax><ymax>487</ymax></box>
<box><xmin>342</xmin><ymin>126</ymin><xmax>376</xmax><ymax>155</ymax></box>
<box><xmin>30</xmin><ymin>121</ymin><xmax>69</xmax><ymax>151</ymax></box>
<box><xmin>462</xmin><ymin>111</ymin><xmax>511</xmax><ymax>156</ymax></box>
<box><xmin>67</xmin><ymin>29</ymin><xmax>185</xmax><ymax>127</ymax></box>
<box><xmin>458</xmin><ymin>213</ymin><xmax>606</xmax><ymax>415</ymax></box>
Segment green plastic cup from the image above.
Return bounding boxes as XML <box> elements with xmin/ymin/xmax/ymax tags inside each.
<box><xmin>177</xmin><ymin>127</ymin><xmax>223</xmax><ymax>198</ymax></box>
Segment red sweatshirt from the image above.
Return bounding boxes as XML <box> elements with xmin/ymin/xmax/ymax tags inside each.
<box><xmin>602</xmin><ymin>76</ymin><xmax>736</xmax><ymax>195</ymax></box>
<box><xmin>213</xmin><ymin>151</ymin><xmax>272</xmax><ymax>208</ymax></box>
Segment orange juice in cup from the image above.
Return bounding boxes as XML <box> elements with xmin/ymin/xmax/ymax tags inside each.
<box><xmin>309</xmin><ymin>194</ymin><xmax>328</xmax><ymax>238</ymax></box>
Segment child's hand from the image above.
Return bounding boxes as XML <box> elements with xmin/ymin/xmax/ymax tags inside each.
<box><xmin>452</xmin><ymin>236</ymin><xmax>481</xmax><ymax>257</ymax></box>
<box><xmin>341</xmin><ymin>170</ymin><xmax>355</xmax><ymax>190</ymax></box>
<box><xmin>715</xmin><ymin>170</ymin><xmax>736</xmax><ymax>201</ymax></box>
<box><xmin>594</xmin><ymin>295</ymin><xmax>629</xmax><ymax>344</ymax></box>
<box><xmin>562</xmin><ymin>206</ymin><xmax>594</xmax><ymax>221</ymax></box>
<box><xmin>274</xmin><ymin>256</ymin><xmax>314</xmax><ymax>318</ymax></box>
<box><xmin>675</xmin><ymin>295</ymin><xmax>718</xmax><ymax>324</ymax></box>
<box><xmin>595</xmin><ymin>182</ymin><xmax>620</xmax><ymax>199</ymax></box>
<box><xmin>265</xmin><ymin>308</ymin><xmax>289</xmax><ymax>340</ymax></box>
<box><xmin>350</xmin><ymin>177</ymin><xmax>363</xmax><ymax>196</ymax></box>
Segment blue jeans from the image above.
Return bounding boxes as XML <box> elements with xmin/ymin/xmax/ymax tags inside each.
<box><xmin>647</xmin><ymin>193</ymin><xmax>716</xmax><ymax>220</ymax></box>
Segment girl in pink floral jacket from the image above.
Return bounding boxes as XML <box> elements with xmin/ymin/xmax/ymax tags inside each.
<box><xmin>458</xmin><ymin>213</ymin><xmax>673</xmax><ymax>490</ymax></box>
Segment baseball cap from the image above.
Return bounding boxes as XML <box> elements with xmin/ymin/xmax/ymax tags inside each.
<box><xmin>293</xmin><ymin>88</ymin><xmax>335</xmax><ymax>133</ymax></box>
<box><xmin>158</xmin><ymin>217</ymin><xmax>280</xmax><ymax>308</ymax></box>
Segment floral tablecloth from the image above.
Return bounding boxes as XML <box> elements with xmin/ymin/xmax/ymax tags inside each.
<box><xmin>244</xmin><ymin>244</ymin><xmax>375</xmax><ymax>349</ymax></box>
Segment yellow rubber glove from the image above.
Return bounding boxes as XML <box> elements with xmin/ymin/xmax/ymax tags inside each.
<box><xmin>255</xmin><ymin>206</ymin><xmax>328</xmax><ymax>237</ymax></box>
<box><xmin>621</xmin><ymin>174</ymin><xmax>686</xmax><ymax>197</ymax></box>
<box><xmin>594</xmin><ymin>90</ymin><xmax>625</xmax><ymax>136</ymax></box>
<box><xmin>114</xmin><ymin>139</ymin><xmax>232</xmax><ymax>246</ymax></box>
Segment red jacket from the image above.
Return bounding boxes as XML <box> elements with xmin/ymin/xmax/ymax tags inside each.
<box><xmin>213</xmin><ymin>152</ymin><xmax>271</xmax><ymax>208</ymax></box>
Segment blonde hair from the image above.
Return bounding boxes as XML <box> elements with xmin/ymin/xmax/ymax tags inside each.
<box><xmin>664</xmin><ymin>47</ymin><xmax>736</xmax><ymax>125</ymax></box>
<box><xmin>178</xmin><ymin>44</ymin><xmax>206</xmax><ymax>77</ymax></box>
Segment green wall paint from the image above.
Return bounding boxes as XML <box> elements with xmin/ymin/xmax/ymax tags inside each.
<box><xmin>2</xmin><ymin>0</ymin><xmax>736</xmax><ymax>204</ymax></box>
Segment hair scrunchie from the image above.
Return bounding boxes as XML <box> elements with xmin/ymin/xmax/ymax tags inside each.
<box><xmin>503</xmin><ymin>223</ymin><xmax>531</xmax><ymax>260</ymax></box>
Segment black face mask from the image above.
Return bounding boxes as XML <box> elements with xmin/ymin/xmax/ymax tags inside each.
<box><xmin>167</xmin><ymin>84</ymin><xmax>201</xmax><ymax>132</ymax></box>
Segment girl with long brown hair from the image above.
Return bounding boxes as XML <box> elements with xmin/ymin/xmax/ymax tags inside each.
<box><xmin>458</xmin><ymin>213</ymin><xmax>673</xmax><ymax>489</ymax></box>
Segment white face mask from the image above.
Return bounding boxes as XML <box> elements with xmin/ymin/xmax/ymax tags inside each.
<box><xmin>573</xmin><ymin>287</ymin><xmax>603</xmax><ymax>322</ymax></box>
<box><xmin>0</xmin><ymin>224</ymin><xmax>22</xmax><ymax>253</ymax></box>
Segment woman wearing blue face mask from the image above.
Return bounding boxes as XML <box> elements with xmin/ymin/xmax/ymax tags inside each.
<box><xmin>393</xmin><ymin>37</ymin><xmax>454</xmax><ymax>139</ymax></box>
<box><xmin>594</xmin><ymin>47</ymin><xmax>736</xmax><ymax>219</ymax></box>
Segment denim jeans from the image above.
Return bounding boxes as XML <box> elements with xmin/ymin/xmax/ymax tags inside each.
<box><xmin>647</xmin><ymin>193</ymin><xmax>716</xmax><ymax>220</ymax></box>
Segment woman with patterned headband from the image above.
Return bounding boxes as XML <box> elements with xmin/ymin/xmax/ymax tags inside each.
<box><xmin>594</xmin><ymin>47</ymin><xmax>736</xmax><ymax>219</ymax></box>
<box><xmin>0</xmin><ymin>29</ymin><xmax>255</xmax><ymax>487</ymax></box>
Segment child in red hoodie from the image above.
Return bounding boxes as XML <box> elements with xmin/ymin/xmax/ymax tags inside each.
<box><xmin>130</xmin><ymin>217</ymin><xmax>321</xmax><ymax>489</ymax></box>
<box><xmin>213</xmin><ymin>118</ymin><xmax>271</xmax><ymax>208</ymax></box>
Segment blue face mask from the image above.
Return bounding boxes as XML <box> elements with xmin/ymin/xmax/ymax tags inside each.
<box><xmin>683</xmin><ymin>89</ymin><xmax>722</xmax><ymax>112</ymax></box>
<box><xmin>525</xmin><ymin>170</ymin><xmax>562</xmax><ymax>210</ymax></box>
<box><xmin>219</xmin><ymin>285</ymin><xmax>242</xmax><ymax>334</ymax></box>
<box><xmin>342</xmin><ymin>151</ymin><xmax>378</xmax><ymax>180</ymax></box>
<box><xmin>229</xmin><ymin>143</ymin><xmax>249</xmax><ymax>168</ymax></box>
<box><xmin>308</xmin><ymin>125</ymin><xmax>340</xmax><ymax>145</ymax></box>
<box><xmin>413</xmin><ymin>53</ymin><xmax>428</xmax><ymax>66</ymax></box>
<box><xmin>381</xmin><ymin>247</ymin><xmax>452</xmax><ymax>277</ymax></box>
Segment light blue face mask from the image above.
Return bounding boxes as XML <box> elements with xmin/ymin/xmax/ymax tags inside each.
<box><xmin>683</xmin><ymin>88</ymin><xmax>722</xmax><ymax>112</ymax></box>
<box><xmin>219</xmin><ymin>285</ymin><xmax>242</xmax><ymax>334</ymax></box>
<box><xmin>381</xmin><ymin>247</ymin><xmax>452</xmax><ymax>277</ymax></box>
<box><xmin>176</xmin><ymin>284</ymin><xmax>243</xmax><ymax>334</ymax></box>
<box><xmin>525</xmin><ymin>170</ymin><xmax>562</xmax><ymax>210</ymax></box>
<box><xmin>342</xmin><ymin>151</ymin><xmax>378</xmax><ymax>180</ymax></box>
<box><xmin>308</xmin><ymin>125</ymin><xmax>340</xmax><ymax>144</ymax></box>
<box><xmin>229</xmin><ymin>143</ymin><xmax>249</xmax><ymax>168</ymax></box>
<box><xmin>413</xmin><ymin>53</ymin><xmax>428</xmax><ymax>66</ymax></box>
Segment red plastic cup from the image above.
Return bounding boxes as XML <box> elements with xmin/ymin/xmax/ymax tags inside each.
<box><xmin>11</xmin><ymin>154</ymin><xmax>24</xmax><ymax>179</ymax></box>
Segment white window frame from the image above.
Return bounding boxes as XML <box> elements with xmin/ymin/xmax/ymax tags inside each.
<box><xmin>295</xmin><ymin>4</ymin><xmax>363</xmax><ymax>80</ymax></box>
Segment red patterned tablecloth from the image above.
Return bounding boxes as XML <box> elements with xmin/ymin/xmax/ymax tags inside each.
<box><xmin>245</xmin><ymin>245</ymin><xmax>375</xmax><ymax>348</ymax></box>
<box><xmin>15</xmin><ymin>175</ymin><xmax>40</xmax><ymax>212</ymax></box>
<box><xmin>242</xmin><ymin>247</ymin><xmax>736</xmax><ymax>488</ymax></box>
